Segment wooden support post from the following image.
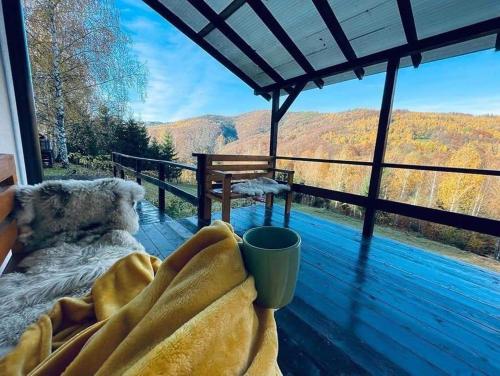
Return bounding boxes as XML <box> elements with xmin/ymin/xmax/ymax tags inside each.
<box><xmin>269</xmin><ymin>89</ymin><xmax>280</xmax><ymax>160</ymax></box>
<box><xmin>2</xmin><ymin>0</ymin><xmax>43</xmax><ymax>184</ymax></box>
<box><xmin>362</xmin><ymin>58</ymin><xmax>400</xmax><ymax>238</ymax></box>
<box><xmin>267</xmin><ymin>89</ymin><xmax>280</xmax><ymax>208</ymax></box>
<box><xmin>221</xmin><ymin>174</ymin><xmax>232</xmax><ymax>223</ymax></box>
<box><xmin>135</xmin><ymin>159</ymin><xmax>142</xmax><ymax>185</ymax></box>
<box><xmin>196</xmin><ymin>154</ymin><xmax>212</xmax><ymax>225</ymax></box>
<box><xmin>158</xmin><ymin>163</ymin><xmax>165</xmax><ymax>211</ymax></box>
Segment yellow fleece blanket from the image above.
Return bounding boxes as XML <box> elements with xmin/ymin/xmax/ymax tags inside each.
<box><xmin>0</xmin><ymin>221</ymin><xmax>280</xmax><ymax>375</ymax></box>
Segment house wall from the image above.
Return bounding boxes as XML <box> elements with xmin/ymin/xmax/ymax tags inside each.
<box><xmin>0</xmin><ymin>0</ymin><xmax>27</xmax><ymax>184</ymax></box>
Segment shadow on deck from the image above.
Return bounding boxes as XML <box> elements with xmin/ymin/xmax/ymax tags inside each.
<box><xmin>134</xmin><ymin>200</ymin><xmax>500</xmax><ymax>376</ymax></box>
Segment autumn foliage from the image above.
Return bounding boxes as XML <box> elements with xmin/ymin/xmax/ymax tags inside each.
<box><xmin>147</xmin><ymin>109</ymin><xmax>499</xmax><ymax>257</ymax></box>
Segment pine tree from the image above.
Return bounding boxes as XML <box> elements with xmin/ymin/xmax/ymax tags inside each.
<box><xmin>112</xmin><ymin>119</ymin><xmax>150</xmax><ymax>158</ymax></box>
<box><xmin>148</xmin><ymin>139</ymin><xmax>161</xmax><ymax>159</ymax></box>
<box><xmin>160</xmin><ymin>131</ymin><xmax>181</xmax><ymax>180</ymax></box>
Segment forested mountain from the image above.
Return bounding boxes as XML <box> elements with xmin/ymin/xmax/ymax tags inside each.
<box><xmin>147</xmin><ymin>109</ymin><xmax>499</xmax><ymax>224</ymax></box>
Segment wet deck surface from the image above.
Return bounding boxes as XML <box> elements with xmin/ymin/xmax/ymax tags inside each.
<box><xmin>135</xmin><ymin>200</ymin><xmax>500</xmax><ymax>376</ymax></box>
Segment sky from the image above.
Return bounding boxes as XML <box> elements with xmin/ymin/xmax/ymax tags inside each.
<box><xmin>117</xmin><ymin>0</ymin><xmax>500</xmax><ymax>123</ymax></box>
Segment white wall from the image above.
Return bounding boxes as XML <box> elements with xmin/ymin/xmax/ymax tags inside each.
<box><xmin>0</xmin><ymin>1</ymin><xmax>27</xmax><ymax>184</ymax></box>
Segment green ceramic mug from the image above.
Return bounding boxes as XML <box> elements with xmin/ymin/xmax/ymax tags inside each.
<box><xmin>241</xmin><ymin>226</ymin><xmax>301</xmax><ymax>309</ymax></box>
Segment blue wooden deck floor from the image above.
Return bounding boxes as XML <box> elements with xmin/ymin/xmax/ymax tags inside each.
<box><xmin>134</xmin><ymin>200</ymin><xmax>500</xmax><ymax>376</ymax></box>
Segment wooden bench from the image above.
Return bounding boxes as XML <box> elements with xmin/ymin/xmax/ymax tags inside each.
<box><xmin>0</xmin><ymin>154</ymin><xmax>18</xmax><ymax>274</ymax></box>
<box><xmin>194</xmin><ymin>154</ymin><xmax>294</xmax><ymax>223</ymax></box>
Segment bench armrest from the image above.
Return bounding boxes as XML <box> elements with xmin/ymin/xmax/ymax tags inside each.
<box><xmin>208</xmin><ymin>170</ymin><xmax>232</xmax><ymax>179</ymax></box>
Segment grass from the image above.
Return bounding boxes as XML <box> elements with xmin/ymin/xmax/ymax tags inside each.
<box><xmin>43</xmin><ymin>163</ymin><xmax>110</xmax><ymax>180</ymax></box>
<box><xmin>42</xmin><ymin>164</ymin><xmax>499</xmax><ymax>272</ymax></box>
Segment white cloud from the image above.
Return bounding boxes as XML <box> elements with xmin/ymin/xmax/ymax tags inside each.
<box><xmin>121</xmin><ymin>9</ymin><xmax>238</xmax><ymax>122</ymax></box>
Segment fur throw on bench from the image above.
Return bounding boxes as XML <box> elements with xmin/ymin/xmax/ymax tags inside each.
<box><xmin>0</xmin><ymin>178</ymin><xmax>145</xmax><ymax>353</ymax></box>
<box><xmin>232</xmin><ymin>177</ymin><xmax>290</xmax><ymax>197</ymax></box>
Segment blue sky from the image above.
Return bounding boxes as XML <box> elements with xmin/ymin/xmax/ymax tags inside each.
<box><xmin>118</xmin><ymin>0</ymin><xmax>500</xmax><ymax>122</ymax></box>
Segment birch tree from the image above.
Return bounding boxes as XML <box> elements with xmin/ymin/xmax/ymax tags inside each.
<box><xmin>24</xmin><ymin>0</ymin><xmax>148</xmax><ymax>166</ymax></box>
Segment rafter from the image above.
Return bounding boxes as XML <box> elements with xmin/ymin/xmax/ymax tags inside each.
<box><xmin>396</xmin><ymin>0</ymin><xmax>422</xmax><ymax>67</ymax></box>
<box><xmin>142</xmin><ymin>0</ymin><xmax>266</xmax><ymax>98</ymax></box>
<box><xmin>260</xmin><ymin>17</ymin><xmax>500</xmax><ymax>93</ymax></box>
<box><xmin>312</xmin><ymin>0</ymin><xmax>365</xmax><ymax>80</ymax></box>
<box><xmin>248</xmin><ymin>0</ymin><xmax>323</xmax><ymax>89</ymax></box>
<box><xmin>198</xmin><ymin>0</ymin><xmax>246</xmax><ymax>38</ymax></box>
<box><xmin>187</xmin><ymin>0</ymin><xmax>286</xmax><ymax>87</ymax></box>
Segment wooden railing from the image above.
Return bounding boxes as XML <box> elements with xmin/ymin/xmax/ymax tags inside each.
<box><xmin>111</xmin><ymin>152</ymin><xmax>197</xmax><ymax>209</ymax></box>
<box><xmin>276</xmin><ymin>155</ymin><xmax>500</xmax><ymax>237</ymax></box>
<box><xmin>112</xmin><ymin>152</ymin><xmax>500</xmax><ymax>238</ymax></box>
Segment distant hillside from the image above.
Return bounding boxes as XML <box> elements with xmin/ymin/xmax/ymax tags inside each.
<box><xmin>147</xmin><ymin>109</ymin><xmax>499</xmax><ymax>169</ymax></box>
<box><xmin>148</xmin><ymin>109</ymin><xmax>499</xmax><ymax>223</ymax></box>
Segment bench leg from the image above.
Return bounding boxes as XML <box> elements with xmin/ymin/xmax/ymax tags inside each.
<box><xmin>265</xmin><ymin>193</ymin><xmax>274</xmax><ymax>208</ymax></box>
<box><xmin>202</xmin><ymin>195</ymin><xmax>212</xmax><ymax>223</ymax></box>
<box><xmin>222</xmin><ymin>199</ymin><xmax>230</xmax><ymax>223</ymax></box>
<box><xmin>285</xmin><ymin>191</ymin><xmax>293</xmax><ymax>216</ymax></box>
<box><xmin>222</xmin><ymin>175</ymin><xmax>231</xmax><ymax>223</ymax></box>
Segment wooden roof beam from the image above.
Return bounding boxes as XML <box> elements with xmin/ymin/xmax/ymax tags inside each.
<box><xmin>187</xmin><ymin>0</ymin><xmax>287</xmax><ymax>89</ymax></box>
<box><xmin>260</xmin><ymin>17</ymin><xmax>500</xmax><ymax>92</ymax></box>
<box><xmin>312</xmin><ymin>0</ymin><xmax>365</xmax><ymax>80</ymax></box>
<box><xmin>248</xmin><ymin>0</ymin><xmax>324</xmax><ymax>89</ymax></box>
<box><xmin>142</xmin><ymin>0</ymin><xmax>269</xmax><ymax>99</ymax></box>
<box><xmin>198</xmin><ymin>0</ymin><xmax>246</xmax><ymax>38</ymax></box>
<box><xmin>396</xmin><ymin>0</ymin><xmax>422</xmax><ymax>67</ymax></box>
<box><xmin>276</xmin><ymin>81</ymin><xmax>307</xmax><ymax>121</ymax></box>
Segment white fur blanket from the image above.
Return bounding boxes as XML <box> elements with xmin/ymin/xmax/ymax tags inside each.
<box><xmin>0</xmin><ymin>179</ymin><xmax>145</xmax><ymax>353</ymax></box>
<box><xmin>231</xmin><ymin>177</ymin><xmax>290</xmax><ymax>197</ymax></box>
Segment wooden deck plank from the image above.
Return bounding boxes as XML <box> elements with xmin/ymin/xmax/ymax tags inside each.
<box><xmin>303</xmin><ymin>240</ymin><xmax>500</xmax><ymax>346</ymax></box>
<box><xmin>254</xmin><ymin>205</ymin><xmax>500</xmax><ymax>289</ymax></box>
<box><xmin>229</xmin><ymin>206</ymin><xmax>500</xmax><ymax>341</ymax></box>
<box><xmin>283</xmin><ymin>296</ymin><xmax>409</xmax><ymax>375</ymax></box>
<box><xmin>275</xmin><ymin>206</ymin><xmax>500</xmax><ymax>288</ymax></box>
<box><xmin>224</xmin><ymin>204</ymin><xmax>498</xmax><ymax>371</ymax></box>
<box><xmin>276</xmin><ymin>305</ymin><xmax>369</xmax><ymax>375</ymax></box>
<box><xmin>297</xmin><ymin>261</ymin><xmax>498</xmax><ymax>374</ymax></box>
<box><xmin>154</xmin><ymin>221</ymin><xmax>191</xmax><ymax>241</ymax></box>
<box><xmin>232</xmin><ymin>206</ymin><xmax>500</xmax><ymax>328</ymax></box>
<box><xmin>134</xmin><ymin>228</ymin><xmax>160</xmax><ymax>257</ymax></box>
<box><xmin>137</xmin><ymin>201</ymin><xmax>500</xmax><ymax>375</ymax></box>
<box><xmin>139</xmin><ymin>224</ymin><xmax>179</xmax><ymax>259</ymax></box>
<box><xmin>228</xmin><ymin>206</ymin><xmax>500</xmax><ymax>314</ymax></box>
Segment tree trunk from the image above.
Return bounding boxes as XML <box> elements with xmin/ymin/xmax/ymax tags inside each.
<box><xmin>449</xmin><ymin>177</ymin><xmax>462</xmax><ymax>212</ymax></box>
<box><xmin>49</xmin><ymin>5</ymin><xmax>69</xmax><ymax>167</ymax></box>
<box><xmin>472</xmin><ymin>177</ymin><xmax>487</xmax><ymax>216</ymax></box>
<box><xmin>427</xmin><ymin>171</ymin><xmax>437</xmax><ymax>207</ymax></box>
<box><xmin>399</xmin><ymin>170</ymin><xmax>409</xmax><ymax>201</ymax></box>
<box><xmin>474</xmin><ymin>177</ymin><xmax>487</xmax><ymax>217</ymax></box>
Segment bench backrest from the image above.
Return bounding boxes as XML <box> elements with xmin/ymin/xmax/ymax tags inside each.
<box><xmin>195</xmin><ymin>154</ymin><xmax>275</xmax><ymax>181</ymax></box>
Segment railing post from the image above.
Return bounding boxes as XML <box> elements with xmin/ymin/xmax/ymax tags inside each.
<box><xmin>135</xmin><ymin>159</ymin><xmax>142</xmax><ymax>185</ymax></box>
<box><xmin>112</xmin><ymin>153</ymin><xmax>117</xmax><ymax>177</ymax></box>
<box><xmin>119</xmin><ymin>155</ymin><xmax>125</xmax><ymax>179</ymax></box>
<box><xmin>362</xmin><ymin>58</ymin><xmax>400</xmax><ymax>237</ymax></box>
<box><xmin>196</xmin><ymin>154</ymin><xmax>210</xmax><ymax>226</ymax></box>
<box><xmin>158</xmin><ymin>163</ymin><xmax>165</xmax><ymax>211</ymax></box>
